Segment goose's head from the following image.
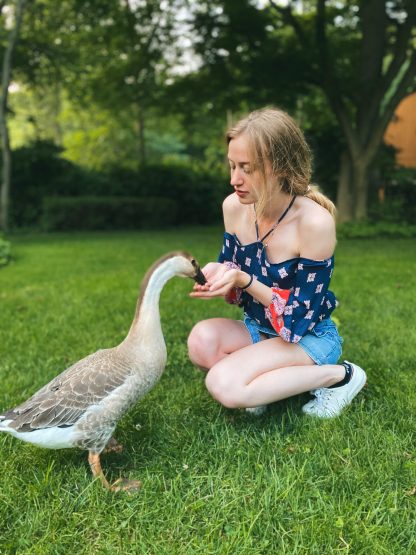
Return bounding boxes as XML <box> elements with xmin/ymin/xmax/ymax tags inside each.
<box><xmin>153</xmin><ymin>251</ymin><xmax>206</xmax><ymax>285</ymax></box>
<box><xmin>170</xmin><ymin>252</ymin><xmax>207</xmax><ymax>285</ymax></box>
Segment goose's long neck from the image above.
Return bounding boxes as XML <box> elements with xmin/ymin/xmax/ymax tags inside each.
<box><xmin>123</xmin><ymin>261</ymin><xmax>176</xmax><ymax>348</ymax></box>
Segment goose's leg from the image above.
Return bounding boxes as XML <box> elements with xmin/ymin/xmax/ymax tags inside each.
<box><xmin>88</xmin><ymin>451</ymin><xmax>142</xmax><ymax>493</ymax></box>
<box><xmin>103</xmin><ymin>437</ymin><xmax>123</xmax><ymax>454</ymax></box>
<box><xmin>88</xmin><ymin>451</ymin><xmax>111</xmax><ymax>489</ymax></box>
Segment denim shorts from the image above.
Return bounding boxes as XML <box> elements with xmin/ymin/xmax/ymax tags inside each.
<box><xmin>243</xmin><ymin>315</ymin><xmax>343</xmax><ymax>366</ymax></box>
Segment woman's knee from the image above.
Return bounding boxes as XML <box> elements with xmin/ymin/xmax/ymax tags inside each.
<box><xmin>187</xmin><ymin>321</ymin><xmax>223</xmax><ymax>369</ymax></box>
<box><xmin>205</xmin><ymin>368</ymin><xmax>241</xmax><ymax>409</ymax></box>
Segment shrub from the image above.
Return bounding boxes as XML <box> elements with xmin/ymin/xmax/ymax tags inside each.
<box><xmin>116</xmin><ymin>165</ymin><xmax>226</xmax><ymax>224</ymax></box>
<box><xmin>10</xmin><ymin>141</ymin><xmax>225</xmax><ymax>228</ymax></box>
<box><xmin>0</xmin><ymin>237</ymin><xmax>11</xmax><ymax>267</ymax></box>
<box><xmin>337</xmin><ymin>221</ymin><xmax>416</xmax><ymax>239</ymax></box>
<box><xmin>370</xmin><ymin>179</ymin><xmax>416</xmax><ymax>225</ymax></box>
<box><xmin>10</xmin><ymin>140</ymin><xmax>113</xmax><ymax>227</ymax></box>
<box><xmin>41</xmin><ymin>196</ymin><xmax>177</xmax><ymax>231</ymax></box>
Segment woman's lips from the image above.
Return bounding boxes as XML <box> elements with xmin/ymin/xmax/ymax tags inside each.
<box><xmin>235</xmin><ymin>190</ymin><xmax>249</xmax><ymax>197</ymax></box>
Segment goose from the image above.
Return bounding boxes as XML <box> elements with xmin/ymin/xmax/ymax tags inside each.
<box><xmin>0</xmin><ymin>251</ymin><xmax>206</xmax><ymax>492</ymax></box>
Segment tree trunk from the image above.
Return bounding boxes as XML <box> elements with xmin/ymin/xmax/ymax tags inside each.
<box><xmin>353</xmin><ymin>160</ymin><xmax>370</xmax><ymax>220</ymax></box>
<box><xmin>336</xmin><ymin>147</ymin><xmax>375</xmax><ymax>221</ymax></box>
<box><xmin>0</xmin><ymin>0</ymin><xmax>27</xmax><ymax>232</ymax></box>
<box><xmin>52</xmin><ymin>82</ymin><xmax>63</xmax><ymax>146</ymax></box>
<box><xmin>138</xmin><ymin>105</ymin><xmax>146</xmax><ymax>166</ymax></box>
<box><xmin>0</xmin><ymin>116</ymin><xmax>11</xmax><ymax>232</ymax></box>
<box><xmin>336</xmin><ymin>149</ymin><xmax>354</xmax><ymax>222</ymax></box>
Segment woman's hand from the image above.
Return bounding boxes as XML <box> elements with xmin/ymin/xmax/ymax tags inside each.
<box><xmin>191</xmin><ymin>262</ymin><xmax>227</xmax><ymax>298</ymax></box>
<box><xmin>200</xmin><ymin>262</ymin><xmax>225</xmax><ymax>284</ymax></box>
<box><xmin>190</xmin><ymin>263</ymin><xmax>245</xmax><ymax>299</ymax></box>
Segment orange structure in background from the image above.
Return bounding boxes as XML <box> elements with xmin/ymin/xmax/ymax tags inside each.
<box><xmin>384</xmin><ymin>92</ymin><xmax>416</xmax><ymax>168</ymax></box>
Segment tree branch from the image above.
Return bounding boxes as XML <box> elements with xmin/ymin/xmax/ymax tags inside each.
<box><xmin>359</xmin><ymin>0</ymin><xmax>386</xmax><ymax>94</ymax></box>
<box><xmin>268</xmin><ymin>0</ymin><xmax>308</xmax><ymax>49</ymax></box>
<box><xmin>359</xmin><ymin>7</ymin><xmax>416</xmax><ymax>147</ymax></box>
<box><xmin>313</xmin><ymin>0</ymin><xmax>358</xmax><ymax>156</ymax></box>
<box><xmin>380</xmin><ymin>15</ymin><xmax>415</xmax><ymax>100</ymax></box>
<box><xmin>357</xmin><ymin>0</ymin><xmax>387</xmax><ymax>135</ymax></box>
<box><xmin>366</xmin><ymin>49</ymin><xmax>416</xmax><ymax>161</ymax></box>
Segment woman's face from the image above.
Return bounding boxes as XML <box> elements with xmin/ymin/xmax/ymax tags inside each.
<box><xmin>228</xmin><ymin>134</ymin><xmax>261</xmax><ymax>204</ymax></box>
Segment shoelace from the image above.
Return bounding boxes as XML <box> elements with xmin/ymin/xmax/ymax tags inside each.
<box><xmin>314</xmin><ymin>388</ymin><xmax>334</xmax><ymax>407</ymax></box>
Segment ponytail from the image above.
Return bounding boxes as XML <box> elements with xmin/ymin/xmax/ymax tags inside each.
<box><xmin>305</xmin><ymin>184</ymin><xmax>337</xmax><ymax>218</ymax></box>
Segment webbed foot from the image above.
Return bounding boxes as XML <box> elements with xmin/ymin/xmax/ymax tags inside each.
<box><xmin>88</xmin><ymin>451</ymin><xmax>141</xmax><ymax>493</ymax></box>
<box><xmin>110</xmin><ymin>477</ymin><xmax>142</xmax><ymax>493</ymax></box>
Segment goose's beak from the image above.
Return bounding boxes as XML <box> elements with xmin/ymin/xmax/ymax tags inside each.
<box><xmin>193</xmin><ymin>266</ymin><xmax>207</xmax><ymax>285</ymax></box>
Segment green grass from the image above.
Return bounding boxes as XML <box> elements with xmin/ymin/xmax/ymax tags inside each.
<box><xmin>0</xmin><ymin>228</ymin><xmax>415</xmax><ymax>554</ymax></box>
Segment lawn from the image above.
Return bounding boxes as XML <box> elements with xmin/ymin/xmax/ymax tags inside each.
<box><xmin>0</xmin><ymin>228</ymin><xmax>415</xmax><ymax>554</ymax></box>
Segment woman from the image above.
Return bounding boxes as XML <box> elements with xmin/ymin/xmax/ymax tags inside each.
<box><xmin>188</xmin><ymin>107</ymin><xmax>366</xmax><ymax>418</ymax></box>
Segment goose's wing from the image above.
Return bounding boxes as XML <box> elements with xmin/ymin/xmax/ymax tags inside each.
<box><xmin>1</xmin><ymin>349</ymin><xmax>131</xmax><ymax>432</ymax></box>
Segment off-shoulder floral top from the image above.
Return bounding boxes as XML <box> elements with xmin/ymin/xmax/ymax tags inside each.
<box><xmin>218</xmin><ymin>232</ymin><xmax>337</xmax><ymax>343</ymax></box>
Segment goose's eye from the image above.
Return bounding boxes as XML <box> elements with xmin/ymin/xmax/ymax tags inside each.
<box><xmin>191</xmin><ymin>259</ymin><xmax>196</xmax><ymax>267</ymax></box>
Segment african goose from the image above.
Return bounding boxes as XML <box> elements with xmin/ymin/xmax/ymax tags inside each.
<box><xmin>0</xmin><ymin>252</ymin><xmax>206</xmax><ymax>492</ymax></box>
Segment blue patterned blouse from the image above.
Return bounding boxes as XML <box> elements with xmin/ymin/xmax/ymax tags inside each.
<box><xmin>218</xmin><ymin>232</ymin><xmax>337</xmax><ymax>343</ymax></box>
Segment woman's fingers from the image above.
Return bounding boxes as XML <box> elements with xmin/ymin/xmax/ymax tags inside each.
<box><xmin>193</xmin><ymin>282</ymin><xmax>211</xmax><ymax>291</ymax></box>
<box><xmin>189</xmin><ymin>290</ymin><xmax>222</xmax><ymax>299</ymax></box>
<box><xmin>190</xmin><ymin>266</ymin><xmax>238</xmax><ymax>299</ymax></box>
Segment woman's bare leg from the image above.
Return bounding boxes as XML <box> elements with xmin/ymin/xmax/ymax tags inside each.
<box><xmin>188</xmin><ymin>318</ymin><xmax>345</xmax><ymax>408</ymax></box>
<box><xmin>204</xmin><ymin>337</ymin><xmax>344</xmax><ymax>408</ymax></box>
<box><xmin>187</xmin><ymin>318</ymin><xmax>252</xmax><ymax>370</ymax></box>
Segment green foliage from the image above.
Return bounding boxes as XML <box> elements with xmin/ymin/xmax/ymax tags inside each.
<box><xmin>41</xmin><ymin>196</ymin><xmax>177</xmax><ymax>231</ymax></box>
<box><xmin>0</xmin><ymin>230</ymin><xmax>415</xmax><ymax>553</ymax></box>
<box><xmin>8</xmin><ymin>140</ymin><xmax>226</xmax><ymax>229</ymax></box>
<box><xmin>10</xmin><ymin>140</ymin><xmax>110</xmax><ymax>227</ymax></box>
<box><xmin>0</xmin><ymin>237</ymin><xmax>11</xmax><ymax>267</ymax></box>
<box><xmin>130</xmin><ymin>164</ymin><xmax>226</xmax><ymax>225</ymax></box>
<box><xmin>372</xmin><ymin>177</ymin><xmax>416</xmax><ymax>226</ymax></box>
<box><xmin>337</xmin><ymin>221</ymin><xmax>416</xmax><ymax>239</ymax></box>
<box><xmin>7</xmin><ymin>0</ymin><xmax>415</xmax><ymax>227</ymax></box>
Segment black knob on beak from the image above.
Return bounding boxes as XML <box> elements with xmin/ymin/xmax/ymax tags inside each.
<box><xmin>194</xmin><ymin>267</ymin><xmax>207</xmax><ymax>285</ymax></box>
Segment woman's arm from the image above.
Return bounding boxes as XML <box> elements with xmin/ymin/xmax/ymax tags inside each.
<box><xmin>190</xmin><ymin>267</ymin><xmax>273</xmax><ymax>306</ymax></box>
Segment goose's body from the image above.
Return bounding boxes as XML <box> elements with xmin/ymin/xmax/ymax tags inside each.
<box><xmin>0</xmin><ymin>346</ymin><xmax>165</xmax><ymax>451</ymax></box>
<box><xmin>0</xmin><ymin>252</ymin><xmax>206</xmax><ymax>491</ymax></box>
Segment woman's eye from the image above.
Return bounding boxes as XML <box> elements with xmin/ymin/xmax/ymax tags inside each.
<box><xmin>229</xmin><ymin>165</ymin><xmax>251</xmax><ymax>174</ymax></box>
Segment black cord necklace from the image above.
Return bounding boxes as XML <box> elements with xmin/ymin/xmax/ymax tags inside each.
<box><xmin>255</xmin><ymin>196</ymin><xmax>296</xmax><ymax>247</ymax></box>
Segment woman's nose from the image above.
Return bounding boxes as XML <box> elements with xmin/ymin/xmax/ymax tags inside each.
<box><xmin>230</xmin><ymin>167</ymin><xmax>243</xmax><ymax>186</ymax></box>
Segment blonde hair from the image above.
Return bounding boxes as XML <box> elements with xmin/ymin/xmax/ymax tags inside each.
<box><xmin>226</xmin><ymin>107</ymin><xmax>336</xmax><ymax>218</ymax></box>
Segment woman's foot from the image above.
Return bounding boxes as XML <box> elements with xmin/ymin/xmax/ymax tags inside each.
<box><xmin>302</xmin><ymin>361</ymin><xmax>366</xmax><ymax>418</ymax></box>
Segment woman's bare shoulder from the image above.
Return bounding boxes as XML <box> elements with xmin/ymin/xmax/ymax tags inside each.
<box><xmin>223</xmin><ymin>193</ymin><xmax>245</xmax><ymax>232</ymax></box>
<box><xmin>296</xmin><ymin>197</ymin><xmax>336</xmax><ymax>259</ymax></box>
<box><xmin>223</xmin><ymin>192</ymin><xmax>241</xmax><ymax>212</ymax></box>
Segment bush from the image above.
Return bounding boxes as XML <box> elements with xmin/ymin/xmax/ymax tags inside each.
<box><xmin>370</xmin><ymin>179</ymin><xmax>416</xmax><ymax>225</ymax></box>
<box><xmin>9</xmin><ymin>141</ymin><xmax>225</xmax><ymax>229</ymax></box>
<box><xmin>337</xmin><ymin>221</ymin><xmax>416</xmax><ymax>239</ymax></box>
<box><xmin>11</xmin><ymin>141</ymin><xmax>112</xmax><ymax>227</ymax></box>
<box><xmin>41</xmin><ymin>196</ymin><xmax>177</xmax><ymax>231</ymax></box>
<box><xmin>108</xmin><ymin>164</ymin><xmax>226</xmax><ymax>225</ymax></box>
<box><xmin>368</xmin><ymin>145</ymin><xmax>416</xmax><ymax>224</ymax></box>
<box><xmin>0</xmin><ymin>237</ymin><xmax>11</xmax><ymax>267</ymax></box>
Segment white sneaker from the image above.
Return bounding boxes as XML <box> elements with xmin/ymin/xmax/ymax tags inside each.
<box><xmin>245</xmin><ymin>405</ymin><xmax>267</xmax><ymax>416</ymax></box>
<box><xmin>302</xmin><ymin>397</ymin><xmax>317</xmax><ymax>414</ymax></box>
<box><xmin>302</xmin><ymin>361</ymin><xmax>366</xmax><ymax>418</ymax></box>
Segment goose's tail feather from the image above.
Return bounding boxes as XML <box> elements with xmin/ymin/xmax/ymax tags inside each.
<box><xmin>0</xmin><ymin>414</ymin><xmax>15</xmax><ymax>433</ymax></box>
